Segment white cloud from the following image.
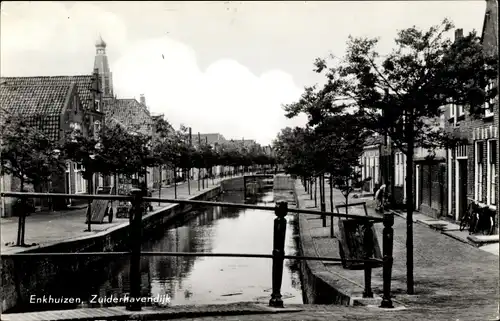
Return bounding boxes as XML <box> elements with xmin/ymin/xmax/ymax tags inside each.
<box><xmin>112</xmin><ymin>37</ymin><xmax>307</xmax><ymax>145</ymax></box>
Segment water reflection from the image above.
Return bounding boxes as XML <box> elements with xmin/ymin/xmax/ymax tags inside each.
<box><xmin>11</xmin><ymin>190</ymin><xmax>303</xmax><ymax>312</ymax></box>
<box><xmin>95</xmin><ymin>190</ymin><xmax>303</xmax><ymax>306</ymax></box>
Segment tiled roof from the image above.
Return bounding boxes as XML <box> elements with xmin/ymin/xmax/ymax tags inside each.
<box><xmin>0</xmin><ymin>83</ymin><xmax>72</xmax><ymax>141</ymax></box>
<box><xmin>364</xmin><ymin>135</ymin><xmax>383</xmax><ymax>147</ymax></box>
<box><xmin>0</xmin><ymin>75</ymin><xmax>95</xmax><ymax>111</ymax></box>
<box><xmin>104</xmin><ymin>98</ymin><xmax>153</xmax><ymax>135</ymax></box>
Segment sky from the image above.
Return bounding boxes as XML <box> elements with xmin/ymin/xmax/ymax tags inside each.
<box><xmin>0</xmin><ymin>1</ymin><xmax>487</xmax><ymax>145</ymax></box>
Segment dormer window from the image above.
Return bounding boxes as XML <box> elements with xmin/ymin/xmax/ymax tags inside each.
<box><xmin>95</xmin><ymin>100</ymin><xmax>101</xmax><ymax>112</ymax></box>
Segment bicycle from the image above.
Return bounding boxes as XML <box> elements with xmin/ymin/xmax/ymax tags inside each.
<box><xmin>459</xmin><ymin>200</ymin><xmax>495</xmax><ymax>235</ymax></box>
<box><xmin>459</xmin><ymin>201</ymin><xmax>477</xmax><ymax>234</ymax></box>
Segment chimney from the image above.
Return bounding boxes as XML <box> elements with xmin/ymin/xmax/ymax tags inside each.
<box><xmin>140</xmin><ymin>94</ymin><xmax>146</xmax><ymax>106</ymax></box>
<box><xmin>454</xmin><ymin>28</ymin><xmax>463</xmax><ymax>40</ymax></box>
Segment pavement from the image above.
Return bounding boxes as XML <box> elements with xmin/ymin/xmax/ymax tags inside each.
<box><xmin>2</xmin><ymin>176</ymin><xmax>499</xmax><ymax>321</ymax></box>
<box><xmin>294</xmin><ymin>179</ymin><xmax>499</xmax><ymax>321</ymax></box>
<box><xmin>2</xmin><ymin>302</ymin><xmax>499</xmax><ymax>321</ymax></box>
<box><xmin>0</xmin><ymin>176</ymin><xmax>229</xmax><ymax>254</ymax></box>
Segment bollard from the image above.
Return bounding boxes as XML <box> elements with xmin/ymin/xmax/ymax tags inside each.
<box><xmin>380</xmin><ymin>212</ymin><xmax>394</xmax><ymax>308</ymax></box>
<box><xmin>363</xmin><ymin>221</ymin><xmax>374</xmax><ymax>298</ymax></box>
<box><xmin>127</xmin><ymin>188</ymin><xmax>144</xmax><ymax>312</ymax></box>
<box><xmin>269</xmin><ymin>201</ymin><xmax>287</xmax><ymax>308</ymax></box>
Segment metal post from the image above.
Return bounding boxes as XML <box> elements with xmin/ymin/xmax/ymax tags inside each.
<box><xmin>321</xmin><ymin>176</ymin><xmax>326</xmax><ymax>227</ymax></box>
<box><xmin>269</xmin><ymin>201</ymin><xmax>287</xmax><ymax>308</ymax></box>
<box><xmin>16</xmin><ymin>197</ymin><xmax>28</xmax><ymax>246</ymax></box>
<box><xmin>243</xmin><ymin>176</ymin><xmax>247</xmax><ymax>199</ymax></box>
<box><xmin>127</xmin><ymin>188</ymin><xmax>143</xmax><ymax>311</ymax></box>
<box><xmin>158</xmin><ymin>166</ymin><xmax>162</xmax><ymax>206</ymax></box>
<box><xmin>380</xmin><ymin>212</ymin><xmax>394</xmax><ymax>308</ymax></box>
<box><xmin>363</xmin><ymin>222</ymin><xmax>374</xmax><ymax>298</ymax></box>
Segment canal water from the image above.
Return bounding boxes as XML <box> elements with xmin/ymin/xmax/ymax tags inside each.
<box><xmin>11</xmin><ymin>190</ymin><xmax>304</xmax><ymax>312</ymax></box>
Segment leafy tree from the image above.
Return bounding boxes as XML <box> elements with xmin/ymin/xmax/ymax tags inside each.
<box><xmin>283</xmin><ymin>20</ymin><xmax>498</xmax><ymax>294</ymax></box>
<box><xmin>0</xmin><ymin>113</ymin><xmax>66</xmax><ymax>194</ymax></box>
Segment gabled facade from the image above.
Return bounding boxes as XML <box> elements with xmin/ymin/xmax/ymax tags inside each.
<box><xmin>0</xmin><ymin>74</ymin><xmax>100</xmax><ymax>215</ymax></box>
<box><xmin>445</xmin><ymin>0</ymin><xmax>498</xmax><ymax>224</ymax></box>
<box><xmin>360</xmin><ymin>135</ymin><xmax>383</xmax><ymax>194</ymax></box>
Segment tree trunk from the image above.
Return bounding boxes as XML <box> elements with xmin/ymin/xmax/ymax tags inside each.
<box><xmin>309</xmin><ymin>178</ymin><xmax>313</xmax><ymax>200</ymax></box>
<box><xmin>329</xmin><ymin>174</ymin><xmax>334</xmax><ymax>213</ymax></box>
<box><xmin>158</xmin><ymin>166</ymin><xmax>162</xmax><ymax>206</ymax></box>
<box><xmin>17</xmin><ymin>177</ymin><xmax>26</xmax><ymax>246</ymax></box>
<box><xmin>314</xmin><ymin>176</ymin><xmax>317</xmax><ymax>207</ymax></box>
<box><xmin>174</xmin><ymin>165</ymin><xmax>177</xmax><ymax>199</ymax></box>
<box><xmin>406</xmin><ymin>126</ymin><xmax>415</xmax><ymax>295</ymax></box>
<box><xmin>187</xmin><ymin>168</ymin><xmax>191</xmax><ymax>195</ymax></box>
<box><xmin>198</xmin><ymin>167</ymin><xmax>201</xmax><ymax>191</ymax></box>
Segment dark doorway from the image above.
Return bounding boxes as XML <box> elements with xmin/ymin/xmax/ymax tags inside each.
<box><xmin>458</xmin><ymin>160</ymin><xmax>468</xmax><ymax>220</ymax></box>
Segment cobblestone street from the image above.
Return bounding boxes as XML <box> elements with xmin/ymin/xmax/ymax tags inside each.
<box><xmin>295</xmin><ymin>179</ymin><xmax>499</xmax><ymax>320</ymax></box>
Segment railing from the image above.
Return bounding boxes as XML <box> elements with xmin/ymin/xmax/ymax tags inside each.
<box><xmin>0</xmin><ymin>190</ymin><xmax>394</xmax><ymax>310</ymax></box>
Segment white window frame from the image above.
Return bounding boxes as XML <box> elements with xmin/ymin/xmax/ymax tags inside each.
<box><xmin>395</xmin><ymin>152</ymin><xmax>405</xmax><ymax>187</ymax></box>
<box><xmin>95</xmin><ymin>100</ymin><xmax>101</xmax><ymax>112</ymax></box>
<box><xmin>487</xmin><ymin>139</ymin><xmax>497</xmax><ymax>206</ymax></box>
<box><xmin>484</xmin><ymin>81</ymin><xmax>495</xmax><ymax>118</ymax></box>
<box><xmin>457</xmin><ymin>105</ymin><xmax>465</xmax><ymax>117</ymax></box>
<box><xmin>449</xmin><ymin>103</ymin><xmax>456</xmax><ymax>119</ymax></box>
<box><xmin>474</xmin><ymin>141</ymin><xmax>484</xmax><ymax>202</ymax></box>
<box><xmin>74</xmin><ymin>164</ymin><xmax>87</xmax><ymax>194</ymax></box>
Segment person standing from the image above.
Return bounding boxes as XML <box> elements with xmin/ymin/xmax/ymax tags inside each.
<box><xmin>374</xmin><ymin>184</ymin><xmax>387</xmax><ymax>212</ymax></box>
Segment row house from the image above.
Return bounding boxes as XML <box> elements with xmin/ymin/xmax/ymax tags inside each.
<box><xmin>191</xmin><ymin>133</ymin><xmax>227</xmax><ymax>178</ymax></box>
<box><xmin>103</xmin><ymin>94</ymin><xmax>163</xmax><ymax>190</ymax></box>
<box><xmin>445</xmin><ymin>0</ymin><xmax>499</xmax><ymax>225</ymax></box>
<box><xmin>0</xmin><ymin>71</ymin><xmax>104</xmax><ymax>216</ymax></box>
<box><xmin>359</xmin><ymin>134</ymin><xmax>407</xmax><ymax>207</ymax></box>
<box><xmin>359</xmin><ymin>0</ymin><xmax>498</xmax><ymax>227</ymax></box>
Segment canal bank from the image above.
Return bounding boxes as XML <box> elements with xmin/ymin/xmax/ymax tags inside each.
<box><xmin>0</xmin><ymin>177</ymin><xmax>248</xmax><ymax>313</ymax></box>
<box><xmin>291</xmin><ymin>180</ymin><xmax>354</xmax><ymax>306</ymax></box>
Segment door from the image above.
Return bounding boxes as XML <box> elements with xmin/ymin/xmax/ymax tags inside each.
<box><xmin>458</xmin><ymin>160</ymin><xmax>468</xmax><ymax>220</ymax></box>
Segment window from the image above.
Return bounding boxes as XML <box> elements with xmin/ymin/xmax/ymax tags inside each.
<box><xmin>458</xmin><ymin>105</ymin><xmax>465</xmax><ymax>117</ymax></box>
<box><xmin>475</xmin><ymin>141</ymin><xmax>485</xmax><ymax>202</ymax></box>
<box><xmin>95</xmin><ymin>100</ymin><xmax>101</xmax><ymax>112</ymax></box>
<box><xmin>74</xmin><ymin>164</ymin><xmax>87</xmax><ymax>193</ymax></box>
<box><xmin>487</xmin><ymin>140</ymin><xmax>497</xmax><ymax>205</ymax></box>
<box><xmin>395</xmin><ymin>152</ymin><xmax>405</xmax><ymax>186</ymax></box>
<box><xmin>484</xmin><ymin>81</ymin><xmax>495</xmax><ymax>118</ymax></box>
<box><xmin>449</xmin><ymin>103</ymin><xmax>456</xmax><ymax>119</ymax></box>
<box><xmin>94</xmin><ymin>121</ymin><xmax>101</xmax><ymax>140</ymax></box>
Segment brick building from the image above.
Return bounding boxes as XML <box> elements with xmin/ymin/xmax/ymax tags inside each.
<box><xmin>93</xmin><ymin>36</ymin><xmax>161</xmax><ymax>191</ymax></box>
<box><xmin>445</xmin><ymin>0</ymin><xmax>499</xmax><ymax>225</ymax></box>
<box><xmin>360</xmin><ymin>135</ymin><xmax>383</xmax><ymax>194</ymax></box>
<box><xmin>0</xmin><ymin>72</ymin><xmax>103</xmax><ymax>216</ymax></box>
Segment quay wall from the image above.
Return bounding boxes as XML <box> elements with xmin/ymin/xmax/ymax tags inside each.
<box><xmin>1</xmin><ymin>177</ymin><xmax>246</xmax><ymax>313</ymax></box>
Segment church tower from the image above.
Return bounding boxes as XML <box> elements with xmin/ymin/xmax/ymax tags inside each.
<box><xmin>93</xmin><ymin>35</ymin><xmax>114</xmax><ymax>97</ymax></box>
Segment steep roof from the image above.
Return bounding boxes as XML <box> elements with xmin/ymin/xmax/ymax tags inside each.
<box><xmin>0</xmin><ymin>82</ymin><xmax>73</xmax><ymax>141</ymax></box>
<box><xmin>364</xmin><ymin>135</ymin><xmax>383</xmax><ymax>147</ymax></box>
<box><xmin>104</xmin><ymin>98</ymin><xmax>153</xmax><ymax>135</ymax></box>
<box><xmin>0</xmin><ymin>75</ymin><xmax>95</xmax><ymax>111</ymax></box>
